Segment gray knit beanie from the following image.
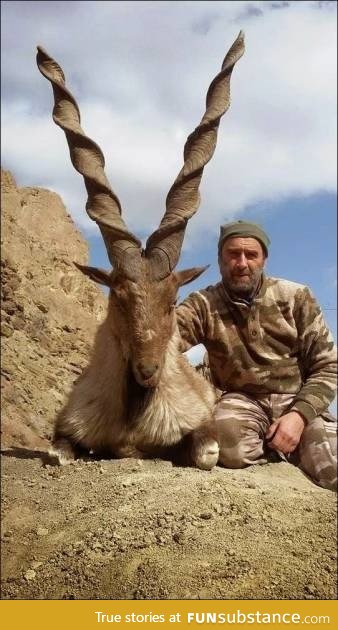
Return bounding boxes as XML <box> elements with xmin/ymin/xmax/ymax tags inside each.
<box><xmin>218</xmin><ymin>220</ymin><xmax>270</xmax><ymax>257</ymax></box>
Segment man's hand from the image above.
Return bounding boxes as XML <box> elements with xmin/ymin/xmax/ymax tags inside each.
<box><xmin>265</xmin><ymin>411</ymin><xmax>306</xmax><ymax>454</ymax></box>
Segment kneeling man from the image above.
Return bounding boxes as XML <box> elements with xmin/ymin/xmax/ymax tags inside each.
<box><xmin>177</xmin><ymin>221</ymin><xmax>337</xmax><ymax>491</ymax></box>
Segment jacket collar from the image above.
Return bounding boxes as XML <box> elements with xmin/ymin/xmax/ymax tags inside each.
<box><xmin>220</xmin><ymin>273</ymin><xmax>268</xmax><ymax>314</ymax></box>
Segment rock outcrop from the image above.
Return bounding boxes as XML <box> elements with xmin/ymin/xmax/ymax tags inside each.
<box><xmin>1</xmin><ymin>169</ymin><xmax>107</xmax><ymax>448</ymax></box>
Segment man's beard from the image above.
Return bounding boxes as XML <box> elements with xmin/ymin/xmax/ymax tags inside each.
<box><xmin>221</xmin><ymin>264</ymin><xmax>263</xmax><ymax>300</ymax></box>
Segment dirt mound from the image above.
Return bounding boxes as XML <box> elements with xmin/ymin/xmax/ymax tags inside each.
<box><xmin>1</xmin><ymin>454</ymin><xmax>336</xmax><ymax>600</ymax></box>
<box><xmin>1</xmin><ymin>170</ymin><xmax>336</xmax><ymax>600</ymax></box>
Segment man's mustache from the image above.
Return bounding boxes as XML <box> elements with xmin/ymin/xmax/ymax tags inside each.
<box><xmin>233</xmin><ymin>272</ymin><xmax>251</xmax><ymax>277</ymax></box>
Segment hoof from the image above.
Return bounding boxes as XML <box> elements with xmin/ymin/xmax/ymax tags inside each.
<box><xmin>193</xmin><ymin>440</ymin><xmax>219</xmax><ymax>471</ymax></box>
<box><xmin>49</xmin><ymin>438</ymin><xmax>77</xmax><ymax>466</ymax></box>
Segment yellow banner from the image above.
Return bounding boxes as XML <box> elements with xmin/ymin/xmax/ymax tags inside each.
<box><xmin>0</xmin><ymin>599</ymin><xmax>337</xmax><ymax>629</ymax></box>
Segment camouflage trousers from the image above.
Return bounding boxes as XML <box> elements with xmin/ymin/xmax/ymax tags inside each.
<box><xmin>213</xmin><ymin>392</ymin><xmax>337</xmax><ymax>492</ymax></box>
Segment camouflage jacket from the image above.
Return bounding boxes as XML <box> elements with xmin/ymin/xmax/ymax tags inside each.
<box><xmin>176</xmin><ymin>275</ymin><xmax>337</xmax><ymax>423</ymax></box>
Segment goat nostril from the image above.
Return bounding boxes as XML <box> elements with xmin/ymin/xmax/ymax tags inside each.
<box><xmin>137</xmin><ymin>363</ymin><xmax>159</xmax><ymax>379</ymax></box>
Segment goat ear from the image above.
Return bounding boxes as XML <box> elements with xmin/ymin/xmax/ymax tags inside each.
<box><xmin>174</xmin><ymin>265</ymin><xmax>209</xmax><ymax>288</ymax></box>
<box><xmin>73</xmin><ymin>262</ymin><xmax>112</xmax><ymax>287</ymax></box>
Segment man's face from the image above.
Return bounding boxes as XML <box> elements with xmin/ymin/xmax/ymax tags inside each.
<box><xmin>219</xmin><ymin>236</ymin><xmax>266</xmax><ymax>297</ymax></box>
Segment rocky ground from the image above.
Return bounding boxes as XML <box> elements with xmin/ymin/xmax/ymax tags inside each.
<box><xmin>1</xmin><ymin>452</ymin><xmax>337</xmax><ymax>600</ymax></box>
<box><xmin>1</xmin><ymin>170</ymin><xmax>337</xmax><ymax>600</ymax></box>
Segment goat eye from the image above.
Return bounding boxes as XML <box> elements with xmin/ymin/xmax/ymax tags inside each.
<box><xmin>111</xmin><ymin>287</ymin><xmax>126</xmax><ymax>306</ymax></box>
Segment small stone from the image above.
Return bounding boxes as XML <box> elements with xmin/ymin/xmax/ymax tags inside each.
<box><xmin>12</xmin><ymin>314</ymin><xmax>25</xmax><ymax>330</ymax></box>
<box><xmin>31</xmin><ymin>561</ymin><xmax>43</xmax><ymax>570</ymax></box>
<box><xmin>324</xmin><ymin>564</ymin><xmax>333</xmax><ymax>573</ymax></box>
<box><xmin>36</xmin><ymin>527</ymin><xmax>49</xmax><ymax>536</ymax></box>
<box><xmin>199</xmin><ymin>512</ymin><xmax>213</xmax><ymax>520</ymax></box>
<box><xmin>1</xmin><ymin>323</ymin><xmax>13</xmax><ymax>337</ymax></box>
<box><xmin>36</xmin><ymin>303</ymin><xmax>49</xmax><ymax>313</ymax></box>
<box><xmin>24</xmin><ymin>570</ymin><xmax>36</xmax><ymax>581</ymax></box>
<box><xmin>62</xmin><ymin>324</ymin><xmax>74</xmax><ymax>333</ymax></box>
<box><xmin>305</xmin><ymin>584</ymin><xmax>317</xmax><ymax>595</ymax></box>
<box><xmin>92</xmin><ymin>541</ymin><xmax>102</xmax><ymax>550</ymax></box>
<box><xmin>3</xmin><ymin>301</ymin><xmax>16</xmax><ymax>315</ymax></box>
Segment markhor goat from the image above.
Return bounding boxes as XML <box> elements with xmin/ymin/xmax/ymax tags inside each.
<box><xmin>36</xmin><ymin>33</ymin><xmax>245</xmax><ymax>468</ymax></box>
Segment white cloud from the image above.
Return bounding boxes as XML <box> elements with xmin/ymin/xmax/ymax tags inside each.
<box><xmin>1</xmin><ymin>0</ymin><xmax>337</xmax><ymax>245</ymax></box>
<box><xmin>185</xmin><ymin>344</ymin><xmax>206</xmax><ymax>367</ymax></box>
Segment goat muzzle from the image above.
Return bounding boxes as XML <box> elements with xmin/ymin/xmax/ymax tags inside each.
<box><xmin>134</xmin><ymin>361</ymin><xmax>160</xmax><ymax>387</ymax></box>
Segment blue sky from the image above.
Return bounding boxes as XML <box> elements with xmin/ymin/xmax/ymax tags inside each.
<box><xmin>1</xmin><ymin>1</ymin><xmax>337</xmax><ymax>406</ymax></box>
